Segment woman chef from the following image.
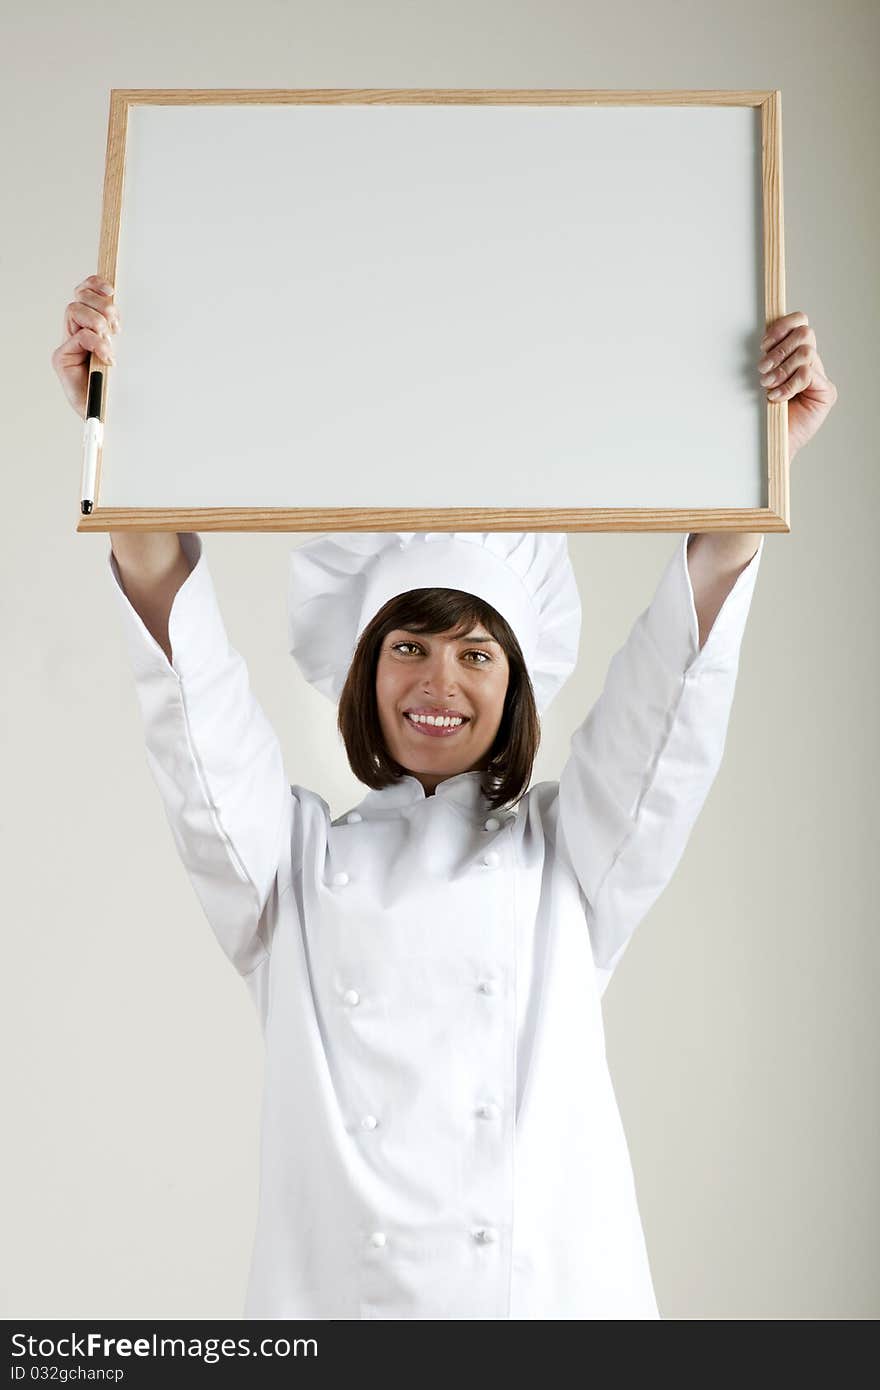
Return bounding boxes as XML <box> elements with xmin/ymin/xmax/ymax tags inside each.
<box><xmin>54</xmin><ymin>276</ymin><xmax>838</xmax><ymax>1319</ymax></box>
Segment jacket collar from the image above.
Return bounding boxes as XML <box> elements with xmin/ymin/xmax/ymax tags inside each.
<box><xmin>355</xmin><ymin>770</ymin><xmax>494</xmax><ymax>817</ymax></box>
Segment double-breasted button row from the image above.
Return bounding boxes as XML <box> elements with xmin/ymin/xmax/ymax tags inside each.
<box><xmin>331</xmin><ymin>843</ymin><xmax>502</xmax><ymax>885</ymax></box>
<box><xmin>335</xmin><ymin>863</ymin><xmax>499</xmax><ymax>879</ymax></box>
<box><xmin>339</xmin><ymin>809</ymin><xmax>506</xmax><ymax>831</ymax></box>
<box><xmin>366</xmin><ymin>1227</ymin><xmax>499</xmax><ymax>1250</ymax></box>
<box><xmin>360</xmin><ymin>1088</ymin><xmax>502</xmax><ymax>1252</ymax></box>
<box><xmin>360</xmin><ymin>1103</ymin><xmax>499</xmax><ymax>1129</ymax></box>
<box><xmin>345</xmin><ymin>980</ymin><xmax>496</xmax><ymax>1005</ymax></box>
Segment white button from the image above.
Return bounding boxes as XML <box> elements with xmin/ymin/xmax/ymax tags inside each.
<box><xmin>361</xmin><ymin>1114</ymin><xmax>378</xmax><ymax>1131</ymax></box>
<box><xmin>369</xmin><ymin>1231</ymin><xmax>386</xmax><ymax>1247</ymax></box>
<box><xmin>472</xmin><ymin>1226</ymin><xmax>498</xmax><ymax>1244</ymax></box>
<box><xmin>346</xmin><ymin>811</ymin><xmax>363</xmax><ymax>824</ymax></box>
<box><xmin>481</xmin><ymin>850</ymin><xmax>500</xmax><ymax>868</ymax></box>
<box><xmin>343</xmin><ymin>988</ymin><xmax>360</xmax><ymax>1006</ymax></box>
<box><xmin>477</xmin><ymin>979</ymin><xmax>497</xmax><ymax>995</ymax></box>
<box><xmin>476</xmin><ymin>1102</ymin><xmax>500</xmax><ymax>1121</ymax></box>
<box><xmin>483</xmin><ymin>817</ymin><xmax>501</xmax><ymax>831</ymax></box>
<box><xmin>331</xmin><ymin>870</ymin><xmax>350</xmax><ymax>886</ymax></box>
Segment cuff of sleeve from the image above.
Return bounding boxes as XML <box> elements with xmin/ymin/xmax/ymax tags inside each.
<box><xmin>644</xmin><ymin>533</ymin><xmax>765</xmax><ymax>678</ymax></box>
<box><xmin>106</xmin><ymin>532</ymin><xmax>230</xmax><ymax>681</ymax></box>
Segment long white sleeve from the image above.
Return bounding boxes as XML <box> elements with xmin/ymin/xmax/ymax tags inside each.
<box><xmin>557</xmin><ymin>533</ymin><xmax>764</xmax><ymax>990</ymax></box>
<box><xmin>107</xmin><ymin>532</ymin><xmax>293</xmax><ymax>976</ymax></box>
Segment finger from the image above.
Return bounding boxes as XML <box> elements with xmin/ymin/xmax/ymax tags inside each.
<box><xmin>758</xmin><ymin>323</ymin><xmax>815</xmax><ymax>374</ymax></box>
<box><xmin>71</xmin><ymin>325</ymin><xmax>116</xmax><ymax>364</ymax></box>
<box><xmin>759</xmin><ymin>343</ymin><xmax>814</xmax><ymax>393</ymax></box>
<box><xmin>71</xmin><ymin>283</ymin><xmax>119</xmax><ymax>313</ymax></box>
<box><xmin>51</xmin><ymin>333</ymin><xmax>89</xmax><ymax>369</ymax></box>
<box><xmin>766</xmin><ymin>364</ymin><xmax>812</xmax><ymax>401</ymax></box>
<box><xmin>51</xmin><ymin>329</ymin><xmax>115</xmax><ymax>375</ymax></box>
<box><xmin>790</xmin><ymin>349</ymin><xmax>839</xmax><ymax>404</ymax></box>
<box><xmin>760</xmin><ymin>310</ymin><xmax>808</xmax><ymax>351</ymax></box>
<box><xmin>66</xmin><ymin>287</ymin><xmax>120</xmax><ymax>328</ymax></box>
<box><xmin>69</xmin><ymin>277</ymin><xmax>119</xmax><ymax>339</ymax></box>
<box><xmin>64</xmin><ymin>297</ymin><xmax>119</xmax><ymax>347</ymax></box>
<box><xmin>74</xmin><ymin>274</ymin><xmax>115</xmax><ymax>297</ymax></box>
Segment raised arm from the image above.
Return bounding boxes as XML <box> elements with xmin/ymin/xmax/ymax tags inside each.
<box><xmin>107</xmin><ymin>532</ymin><xmax>293</xmax><ymax>976</ymax></box>
<box><xmin>686</xmin><ymin>531</ymin><xmax>762</xmax><ymax>649</ymax></box>
<box><xmin>557</xmin><ymin>532</ymin><xmax>764</xmax><ymax>993</ymax></box>
<box><xmin>109</xmin><ymin>531</ymin><xmax>191</xmax><ymax>662</ymax></box>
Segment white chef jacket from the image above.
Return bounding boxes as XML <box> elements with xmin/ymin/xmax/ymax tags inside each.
<box><xmin>106</xmin><ymin>530</ymin><xmax>764</xmax><ymax>1320</ymax></box>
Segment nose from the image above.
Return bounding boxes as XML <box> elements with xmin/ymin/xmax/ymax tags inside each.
<box><xmin>421</xmin><ymin>644</ymin><xmax>462</xmax><ymax>695</ymax></box>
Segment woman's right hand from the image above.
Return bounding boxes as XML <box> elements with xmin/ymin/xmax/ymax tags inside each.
<box><xmin>53</xmin><ymin>274</ymin><xmax>179</xmax><ymax>573</ymax></box>
<box><xmin>51</xmin><ymin>273</ymin><xmax>119</xmax><ymax>418</ymax></box>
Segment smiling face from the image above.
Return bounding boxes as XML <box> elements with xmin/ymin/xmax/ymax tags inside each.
<box><xmin>375</xmin><ymin>622</ymin><xmax>511</xmax><ymax>795</ymax></box>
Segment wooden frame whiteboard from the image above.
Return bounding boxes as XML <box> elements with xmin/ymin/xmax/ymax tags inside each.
<box><xmin>77</xmin><ymin>88</ymin><xmax>788</xmax><ymax>534</ymax></box>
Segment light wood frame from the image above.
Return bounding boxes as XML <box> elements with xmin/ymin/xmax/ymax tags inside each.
<box><xmin>78</xmin><ymin>87</ymin><xmax>788</xmax><ymax>534</ymax></box>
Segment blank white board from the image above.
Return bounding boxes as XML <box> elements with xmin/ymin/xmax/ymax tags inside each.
<box><xmin>83</xmin><ymin>91</ymin><xmax>788</xmax><ymax>530</ymax></box>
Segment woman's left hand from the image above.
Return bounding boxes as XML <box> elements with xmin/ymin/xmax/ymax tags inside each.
<box><xmin>757</xmin><ymin>311</ymin><xmax>839</xmax><ymax>458</ymax></box>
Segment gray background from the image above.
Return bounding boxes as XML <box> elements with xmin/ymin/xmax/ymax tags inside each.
<box><xmin>2</xmin><ymin>0</ymin><xmax>876</xmax><ymax>1320</ymax></box>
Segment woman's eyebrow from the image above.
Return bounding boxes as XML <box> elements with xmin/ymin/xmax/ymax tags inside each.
<box><xmin>394</xmin><ymin>630</ymin><xmax>499</xmax><ymax>643</ymax></box>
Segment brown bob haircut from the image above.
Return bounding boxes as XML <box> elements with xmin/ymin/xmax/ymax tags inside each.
<box><xmin>337</xmin><ymin>587</ymin><xmax>541</xmax><ymax>812</ymax></box>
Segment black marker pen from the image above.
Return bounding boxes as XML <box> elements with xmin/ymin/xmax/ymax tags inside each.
<box><xmin>80</xmin><ymin>366</ymin><xmax>104</xmax><ymax>514</ymax></box>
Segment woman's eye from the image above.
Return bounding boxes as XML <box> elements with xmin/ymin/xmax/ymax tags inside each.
<box><xmin>391</xmin><ymin>642</ymin><xmax>491</xmax><ymax>663</ymax></box>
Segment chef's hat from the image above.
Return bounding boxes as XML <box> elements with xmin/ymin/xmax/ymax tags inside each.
<box><xmin>288</xmin><ymin>532</ymin><xmax>582</xmax><ymax>716</ymax></box>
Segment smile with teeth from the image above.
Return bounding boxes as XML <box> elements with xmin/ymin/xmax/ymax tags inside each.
<box><xmin>404</xmin><ymin>712</ymin><xmax>469</xmax><ymax>737</ymax></box>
